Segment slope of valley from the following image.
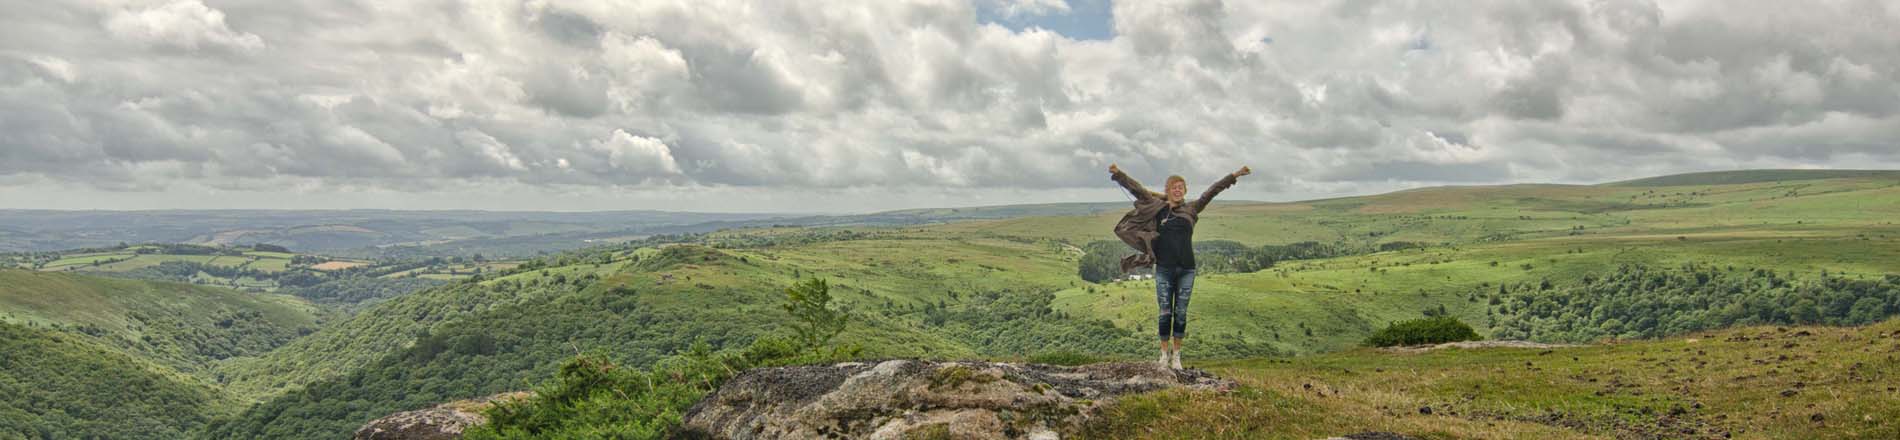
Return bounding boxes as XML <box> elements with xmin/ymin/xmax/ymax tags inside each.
<box><xmin>0</xmin><ymin>270</ymin><xmax>329</xmax><ymax>438</ymax></box>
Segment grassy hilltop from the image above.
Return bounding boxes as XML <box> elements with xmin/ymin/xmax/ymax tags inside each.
<box><xmin>1091</xmin><ymin>319</ymin><xmax>1900</xmax><ymax>439</ymax></box>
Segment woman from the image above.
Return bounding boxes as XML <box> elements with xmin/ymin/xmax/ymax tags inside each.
<box><xmin>1108</xmin><ymin>163</ymin><xmax>1250</xmax><ymax>369</ymax></box>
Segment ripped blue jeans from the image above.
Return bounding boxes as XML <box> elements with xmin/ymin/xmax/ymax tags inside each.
<box><xmin>1154</xmin><ymin>266</ymin><xmax>1197</xmax><ymax>340</ymax></box>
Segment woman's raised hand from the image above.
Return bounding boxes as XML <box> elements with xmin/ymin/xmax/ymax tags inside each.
<box><xmin>1235</xmin><ymin>166</ymin><xmax>1251</xmax><ymax>177</ymax></box>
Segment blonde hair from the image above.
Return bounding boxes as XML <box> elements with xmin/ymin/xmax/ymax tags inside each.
<box><xmin>1154</xmin><ymin>175</ymin><xmax>1187</xmax><ymax>200</ymax></box>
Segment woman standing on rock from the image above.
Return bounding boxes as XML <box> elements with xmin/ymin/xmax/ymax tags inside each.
<box><xmin>1108</xmin><ymin>163</ymin><xmax>1250</xmax><ymax>369</ymax></box>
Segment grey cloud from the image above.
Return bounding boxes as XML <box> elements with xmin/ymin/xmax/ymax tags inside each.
<box><xmin>523</xmin><ymin>65</ymin><xmax>611</xmax><ymax>118</ymax></box>
<box><xmin>1116</xmin><ymin>0</ymin><xmax>1238</xmax><ymax>68</ymax></box>
<box><xmin>680</xmin><ymin>45</ymin><xmax>806</xmax><ymax>115</ymax></box>
<box><xmin>0</xmin><ymin>0</ymin><xmax>1897</xmax><ymax>207</ymax></box>
<box><xmin>1318</xmin><ymin>160</ymin><xmax>1514</xmax><ymax>184</ymax></box>
<box><xmin>1488</xmin><ymin>57</ymin><xmax>1570</xmax><ymax>120</ymax></box>
<box><xmin>535</xmin><ymin>7</ymin><xmax>604</xmax><ymax>49</ymax></box>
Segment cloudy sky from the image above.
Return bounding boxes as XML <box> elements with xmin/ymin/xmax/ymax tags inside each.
<box><xmin>3</xmin><ymin>0</ymin><xmax>1897</xmax><ymax>213</ymax></box>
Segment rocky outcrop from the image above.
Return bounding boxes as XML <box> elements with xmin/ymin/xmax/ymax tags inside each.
<box><xmin>678</xmin><ymin>360</ymin><xmax>1235</xmax><ymax>440</ymax></box>
<box><xmin>352</xmin><ymin>392</ymin><xmax>531</xmax><ymax>440</ymax></box>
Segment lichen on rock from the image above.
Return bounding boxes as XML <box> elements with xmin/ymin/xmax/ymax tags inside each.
<box><xmin>678</xmin><ymin>360</ymin><xmax>1235</xmax><ymax>439</ymax></box>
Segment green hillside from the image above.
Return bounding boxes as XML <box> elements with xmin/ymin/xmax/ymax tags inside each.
<box><xmin>0</xmin><ymin>270</ymin><xmax>339</xmax><ymax>438</ymax></box>
<box><xmin>0</xmin><ymin>321</ymin><xmax>236</xmax><ymax>440</ymax></box>
<box><xmin>205</xmin><ymin>238</ymin><xmax>1158</xmax><ymax>438</ymax></box>
<box><xmin>0</xmin><ymin>270</ymin><xmax>328</xmax><ymax>377</ymax></box>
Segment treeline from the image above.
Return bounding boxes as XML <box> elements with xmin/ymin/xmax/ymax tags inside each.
<box><xmin>1077</xmin><ymin>240</ymin><xmax>1352</xmax><ymax>282</ymax></box>
<box><xmin>104</xmin><ymin>257</ymin><xmax>453</xmax><ymax>306</ymax></box>
<box><xmin>119</xmin><ymin>261</ymin><xmax>274</xmax><ymax>284</ymax></box>
<box><xmin>10</xmin><ymin>242</ymin><xmax>266</xmax><ymax>269</ymax></box>
<box><xmin>704</xmin><ymin>229</ymin><xmax>884</xmax><ymax>249</ymax></box>
<box><xmin>139</xmin><ymin>244</ymin><xmax>219</xmax><ymax>255</ymax></box>
<box><xmin>113</xmin><ymin>260</ymin><xmax>331</xmax><ymax>289</ymax></box>
<box><xmin>1490</xmin><ymin>264</ymin><xmax>1900</xmax><ymax>342</ymax></box>
<box><xmin>280</xmin><ymin>276</ymin><xmax>447</xmax><ymax>306</ymax></box>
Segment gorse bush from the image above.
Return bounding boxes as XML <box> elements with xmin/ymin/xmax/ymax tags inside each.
<box><xmin>464</xmin><ymin>278</ymin><xmax>859</xmax><ymax>439</ymax></box>
<box><xmin>466</xmin><ymin>337</ymin><xmax>823</xmax><ymax>440</ymax></box>
<box><xmin>1363</xmin><ymin>316</ymin><xmax>1481</xmax><ymax>347</ymax></box>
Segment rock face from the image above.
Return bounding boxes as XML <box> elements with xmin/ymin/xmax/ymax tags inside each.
<box><xmin>353</xmin><ymin>392</ymin><xmax>531</xmax><ymax>440</ymax></box>
<box><xmin>678</xmin><ymin>360</ymin><xmax>1235</xmax><ymax>440</ymax></box>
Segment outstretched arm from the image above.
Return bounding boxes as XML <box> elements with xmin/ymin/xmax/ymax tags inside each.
<box><xmin>1192</xmin><ymin>166</ymin><xmax>1249</xmax><ymax>214</ymax></box>
<box><xmin>1108</xmin><ymin>164</ymin><xmax>1155</xmax><ymax>203</ymax></box>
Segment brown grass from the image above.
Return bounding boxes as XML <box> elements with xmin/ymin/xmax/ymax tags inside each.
<box><xmin>310</xmin><ymin>261</ymin><xmax>367</xmax><ymax>271</ymax></box>
<box><xmin>1083</xmin><ymin>320</ymin><xmax>1900</xmax><ymax>439</ymax></box>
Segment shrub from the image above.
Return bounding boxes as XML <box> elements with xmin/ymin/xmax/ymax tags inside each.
<box><xmin>782</xmin><ymin>278</ymin><xmax>847</xmax><ymax>349</ymax></box>
<box><xmin>1363</xmin><ymin>316</ymin><xmax>1481</xmax><ymax>347</ymax></box>
<box><xmin>466</xmin><ymin>278</ymin><xmax>859</xmax><ymax>439</ymax></box>
<box><xmin>468</xmin><ymin>336</ymin><xmax>829</xmax><ymax>440</ymax></box>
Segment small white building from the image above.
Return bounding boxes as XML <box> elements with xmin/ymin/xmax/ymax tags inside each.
<box><xmin>1119</xmin><ymin>273</ymin><xmax>1154</xmax><ymax>281</ymax></box>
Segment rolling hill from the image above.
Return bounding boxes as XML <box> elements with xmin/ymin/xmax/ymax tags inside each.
<box><xmin>0</xmin><ymin>270</ymin><xmax>333</xmax><ymax>439</ymax></box>
<box><xmin>0</xmin><ymin>270</ymin><xmax>329</xmax><ymax>377</ymax></box>
<box><xmin>4</xmin><ymin>169</ymin><xmax>1896</xmax><ymax>439</ymax></box>
<box><xmin>0</xmin><ymin>322</ymin><xmax>237</xmax><ymax>439</ymax></box>
<box><xmin>199</xmin><ymin>170</ymin><xmax>1900</xmax><ymax>438</ymax></box>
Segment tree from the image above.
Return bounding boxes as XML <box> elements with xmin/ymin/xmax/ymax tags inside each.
<box><xmin>1847</xmin><ymin>297</ymin><xmax>1887</xmax><ymax>325</ymax></box>
<box><xmin>782</xmin><ymin>278</ymin><xmax>847</xmax><ymax>349</ymax></box>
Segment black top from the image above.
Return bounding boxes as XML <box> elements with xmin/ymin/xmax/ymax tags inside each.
<box><xmin>1152</xmin><ymin>206</ymin><xmax>1194</xmax><ymax>269</ymax></box>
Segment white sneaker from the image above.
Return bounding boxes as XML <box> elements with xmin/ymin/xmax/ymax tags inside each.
<box><xmin>1169</xmin><ymin>351</ymin><xmax>1183</xmax><ymax>370</ymax></box>
<box><xmin>1158</xmin><ymin>351</ymin><xmax>1171</xmax><ymax>368</ymax></box>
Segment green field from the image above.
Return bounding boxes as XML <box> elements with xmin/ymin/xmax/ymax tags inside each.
<box><xmin>39</xmin><ymin>252</ymin><xmax>299</xmax><ymax>274</ymax></box>
<box><xmin>8</xmin><ymin>244</ymin><xmax>487</xmax><ymax>300</ymax></box>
